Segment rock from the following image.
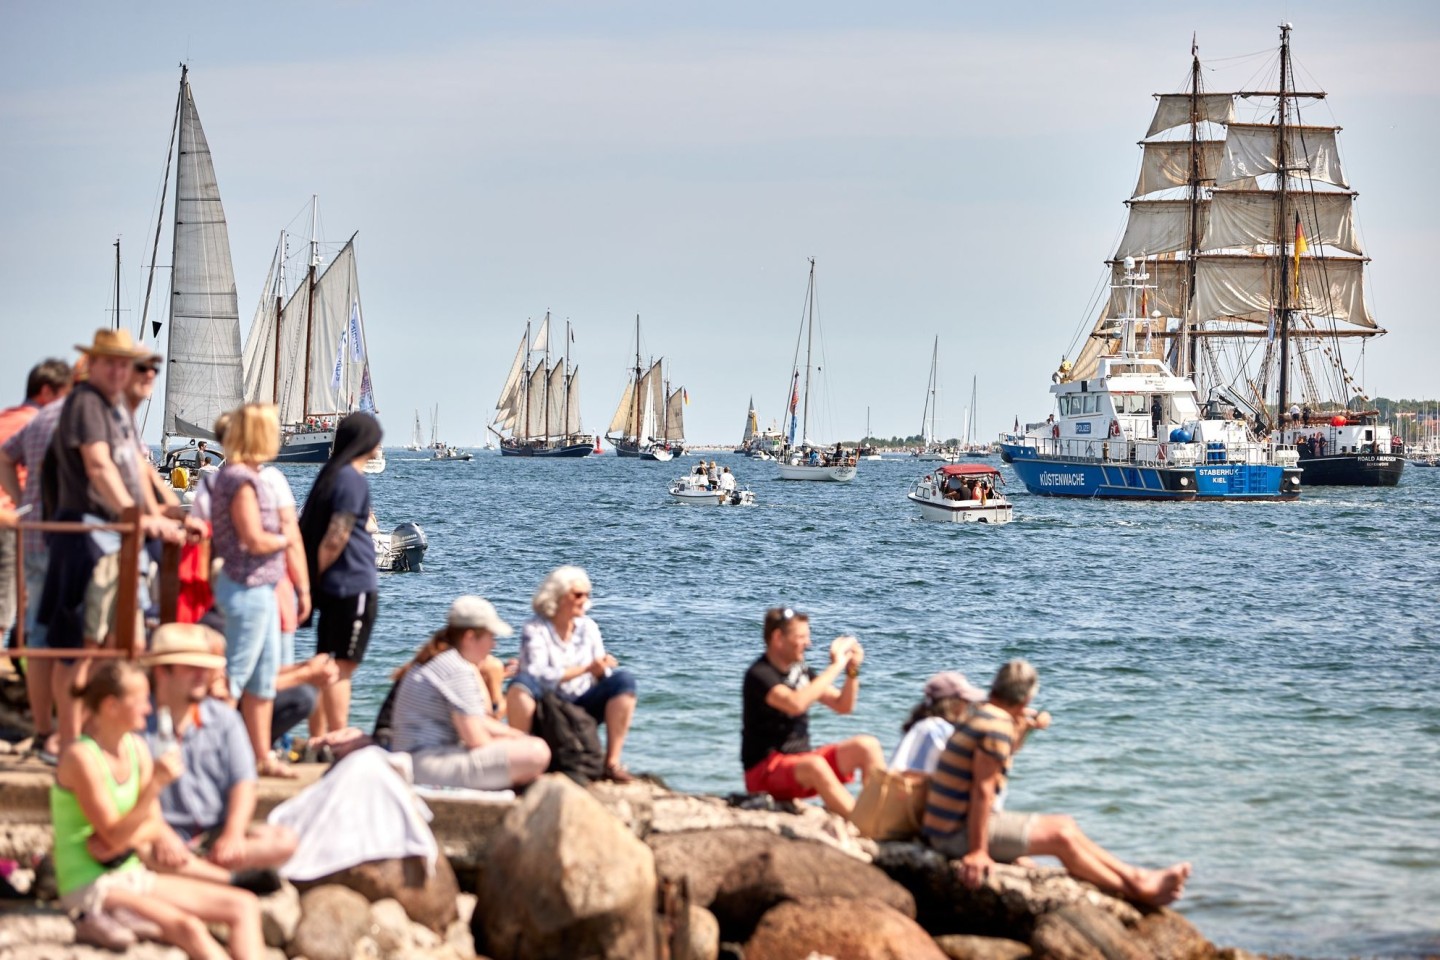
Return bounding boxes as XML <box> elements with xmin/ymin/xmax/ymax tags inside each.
<box><xmin>267</xmin><ymin>949</ymin><xmax>289</xmax><ymax>960</ymax></box>
<box><xmin>872</xmin><ymin>844</ymin><xmax>1138</xmax><ymax>940</ymax></box>
<box><xmin>1029</xmin><ymin>903</ymin><xmax>1147</xmax><ymax>960</ymax></box>
<box><xmin>369</xmin><ymin>898</ymin><xmax>413</xmax><ymax>957</ymax></box>
<box><xmin>744</xmin><ymin>896</ymin><xmax>948</xmax><ymax>960</ymax></box>
<box><xmin>474</xmin><ymin>774</ymin><xmax>657</xmax><ymax>960</ymax></box>
<box><xmin>678</xmin><ymin>905</ymin><xmax>719</xmax><ymax>960</ymax></box>
<box><xmin>351</xmin><ymin>936</ymin><xmax>382</xmax><ymax>960</ymax></box>
<box><xmin>710</xmin><ymin>839</ymin><xmax>915</xmax><ymax>939</ymax></box>
<box><xmin>446</xmin><ymin>917</ymin><xmax>478</xmax><ymax>959</ymax></box>
<box><xmin>0</xmin><ymin>906</ymin><xmax>75</xmax><ymax>947</ymax></box>
<box><xmin>299</xmin><ymin>853</ymin><xmax>460</xmax><ymax>932</ymax></box>
<box><xmin>412</xmin><ymin>920</ymin><xmax>443</xmax><ymax>949</ymax></box>
<box><xmin>1132</xmin><ymin>908</ymin><xmax>1218</xmax><ymax>960</ymax></box>
<box><xmin>289</xmin><ymin>885</ymin><xmax>373</xmax><ymax>960</ymax></box>
<box><xmin>651</xmin><ymin>828</ymin><xmax>792</xmax><ymax>906</ymax></box>
<box><xmin>934</xmin><ymin>933</ymin><xmax>1033</xmax><ymax>959</ymax></box>
<box><xmin>260</xmin><ymin>880</ymin><xmax>302</xmax><ymax>948</ymax></box>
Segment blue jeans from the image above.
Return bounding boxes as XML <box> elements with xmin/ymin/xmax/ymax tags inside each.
<box><xmin>510</xmin><ymin>669</ymin><xmax>637</xmax><ymax>723</ymax></box>
<box><xmin>213</xmin><ymin>572</ymin><xmax>280</xmax><ymax>700</ymax></box>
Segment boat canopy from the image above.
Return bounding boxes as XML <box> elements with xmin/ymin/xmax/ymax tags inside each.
<box><xmin>937</xmin><ymin>463</ymin><xmax>1001</xmax><ymax>478</ymax></box>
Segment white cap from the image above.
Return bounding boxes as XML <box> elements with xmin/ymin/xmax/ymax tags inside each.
<box><xmin>446</xmin><ymin>596</ymin><xmax>514</xmax><ymax>637</ymax></box>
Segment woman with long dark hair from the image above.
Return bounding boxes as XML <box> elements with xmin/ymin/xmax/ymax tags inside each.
<box><xmin>298</xmin><ymin>412</ymin><xmax>381</xmax><ymax>737</ymax></box>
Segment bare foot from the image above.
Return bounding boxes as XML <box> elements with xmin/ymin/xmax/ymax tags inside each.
<box><xmin>1129</xmin><ymin>861</ymin><xmax>1192</xmax><ymax>906</ymax></box>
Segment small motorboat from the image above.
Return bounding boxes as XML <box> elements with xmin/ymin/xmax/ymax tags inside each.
<box><xmin>373</xmin><ymin>521</ymin><xmax>428</xmax><ymax>572</ymax></box>
<box><xmin>907</xmin><ymin>463</ymin><xmax>1012</xmax><ymax>524</ymax></box>
<box><xmin>430</xmin><ymin>444</ymin><xmax>473</xmax><ymax>462</ymax></box>
<box><xmin>668</xmin><ymin>473</ymin><xmax>756</xmax><ymax>506</ymax></box>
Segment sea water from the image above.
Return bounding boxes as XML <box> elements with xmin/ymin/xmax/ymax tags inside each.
<box><xmin>280</xmin><ymin>452</ymin><xmax>1440</xmax><ymax>959</ymax></box>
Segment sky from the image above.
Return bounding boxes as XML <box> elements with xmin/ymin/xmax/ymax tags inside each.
<box><xmin>3</xmin><ymin>1</ymin><xmax>1438</xmax><ymax>445</ymax></box>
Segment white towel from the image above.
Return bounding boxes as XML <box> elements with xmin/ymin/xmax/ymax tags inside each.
<box><xmin>267</xmin><ymin>745</ymin><xmax>439</xmax><ymax>882</ymax></box>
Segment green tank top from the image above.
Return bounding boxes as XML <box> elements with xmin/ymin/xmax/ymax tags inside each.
<box><xmin>49</xmin><ymin>733</ymin><xmax>142</xmax><ymax>895</ymax></box>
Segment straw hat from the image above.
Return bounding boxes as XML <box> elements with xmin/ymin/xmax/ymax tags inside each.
<box><xmin>74</xmin><ymin>328</ymin><xmax>152</xmax><ymax>360</ymax></box>
<box><xmin>143</xmin><ymin>623</ymin><xmax>227</xmax><ymax>670</ymax></box>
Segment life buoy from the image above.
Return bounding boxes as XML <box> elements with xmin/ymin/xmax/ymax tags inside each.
<box><xmin>1109</xmin><ymin>419</ymin><xmax>1121</xmax><ymax>438</ymax></box>
<box><xmin>1051</xmin><ymin>424</ymin><xmax>1060</xmax><ymax>439</ymax></box>
<box><xmin>1158</xmin><ymin>443</ymin><xmax>1168</xmax><ymax>462</ymax></box>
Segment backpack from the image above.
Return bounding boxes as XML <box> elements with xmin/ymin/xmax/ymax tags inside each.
<box><xmin>532</xmin><ymin>690</ymin><xmax>605</xmax><ymax>784</ymax></box>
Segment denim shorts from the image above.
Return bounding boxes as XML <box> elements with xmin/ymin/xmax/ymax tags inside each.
<box><xmin>213</xmin><ymin>571</ymin><xmax>280</xmax><ymax>700</ymax></box>
<box><xmin>509</xmin><ymin>669</ymin><xmax>637</xmax><ymax>723</ymax></box>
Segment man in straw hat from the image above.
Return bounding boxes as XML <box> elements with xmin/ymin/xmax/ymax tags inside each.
<box><xmin>140</xmin><ymin>623</ymin><xmax>298</xmax><ymax>879</ymax></box>
<box><xmin>37</xmin><ymin>330</ymin><xmax>181</xmax><ymax>751</ymax></box>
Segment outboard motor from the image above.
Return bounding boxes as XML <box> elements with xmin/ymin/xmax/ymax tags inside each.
<box><xmin>389</xmin><ymin>522</ymin><xmax>428</xmax><ymax>573</ymax></box>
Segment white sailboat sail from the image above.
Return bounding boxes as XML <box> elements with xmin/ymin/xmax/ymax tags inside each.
<box><xmin>546</xmin><ymin>363</ymin><xmax>567</xmax><ymax>436</ymax></box>
<box><xmin>241</xmin><ymin>237</ymin><xmax>282</xmax><ymax>407</ymax></box>
<box><xmin>164</xmin><ymin>71</ymin><xmax>243</xmax><ymax>441</ymax></box>
<box><xmin>524</xmin><ymin>366</ymin><xmax>547</xmax><ymax>440</ymax></box>
<box><xmin>564</xmin><ymin>369</ymin><xmax>583</xmax><ymax>436</ymax></box>
<box><xmin>306</xmin><ymin>241</ymin><xmax>372</xmax><ymax>415</ymax></box>
<box><xmin>607</xmin><ymin>380</ymin><xmax>636</xmax><ymax>436</ymax></box>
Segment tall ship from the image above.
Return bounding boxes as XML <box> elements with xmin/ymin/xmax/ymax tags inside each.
<box><xmin>606</xmin><ymin>316</ymin><xmax>685</xmax><ymax>461</ymax></box>
<box><xmin>488</xmin><ymin>312</ymin><xmax>594</xmax><ymax>458</ymax></box>
<box><xmin>147</xmin><ymin>66</ymin><xmax>245</xmax><ymax>456</ymax></box>
<box><xmin>776</xmin><ymin>259</ymin><xmax>857</xmax><ymax>482</ymax></box>
<box><xmin>1060</xmin><ymin>26</ymin><xmax>1399</xmax><ymax>486</ymax></box>
<box><xmin>242</xmin><ymin>197</ymin><xmax>378</xmax><ymax>462</ymax></box>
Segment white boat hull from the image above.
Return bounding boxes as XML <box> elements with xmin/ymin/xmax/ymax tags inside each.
<box><xmin>777</xmin><ymin>461</ymin><xmax>857</xmax><ymax>482</ymax></box>
<box><xmin>668</xmin><ymin>483</ymin><xmax>756</xmax><ymax>506</ymax></box>
<box><xmin>907</xmin><ymin>491</ymin><xmax>1012</xmax><ymax>524</ymax></box>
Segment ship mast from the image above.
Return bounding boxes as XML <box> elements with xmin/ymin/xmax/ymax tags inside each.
<box><xmin>301</xmin><ymin>196</ymin><xmax>319</xmax><ymax>421</ymax></box>
<box><xmin>801</xmin><ymin>257</ymin><xmax>815</xmax><ymax>445</ymax></box>
<box><xmin>1181</xmin><ymin>35</ymin><xmax>1203</xmax><ymax>381</ymax></box>
<box><xmin>112</xmin><ymin>239</ymin><xmax>121</xmax><ymax>331</ymax></box>
<box><xmin>1276</xmin><ymin>23</ymin><xmax>1295</xmax><ymax>425</ymax></box>
<box><xmin>633</xmin><ymin>316</ymin><xmax>642</xmax><ymax>444</ymax></box>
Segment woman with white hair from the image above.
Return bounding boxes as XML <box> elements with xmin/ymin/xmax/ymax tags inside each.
<box><xmin>504</xmin><ymin>566</ymin><xmax>638</xmax><ymax>782</ymax></box>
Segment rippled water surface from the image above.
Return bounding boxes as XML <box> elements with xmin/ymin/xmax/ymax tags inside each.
<box><xmin>281</xmin><ymin>452</ymin><xmax>1440</xmax><ymax>959</ymax></box>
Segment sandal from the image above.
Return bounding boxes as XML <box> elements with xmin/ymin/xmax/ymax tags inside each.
<box><xmin>604</xmin><ymin>762</ymin><xmax>635</xmax><ymax>784</ymax></box>
<box><xmin>257</xmin><ymin>755</ymin><xmax>300</xmax><ymax>779</ymax></box>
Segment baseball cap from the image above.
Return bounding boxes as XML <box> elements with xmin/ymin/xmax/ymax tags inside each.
<box><xmin>924</xmin><ymin>671</ymin><xmax>987</xmax><ymax>703</ymax></box>
<box><xmin>447</xmin><ymin>596</ymin><xmax>513</xmax><ymax>637</ymax></box>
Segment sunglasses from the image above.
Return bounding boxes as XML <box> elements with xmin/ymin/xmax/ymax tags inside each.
<box><xmin>133</xmin><ymin>362</ymin><xmax>161</xmax><ymax>375</ymax></box>
<box><xmin>571</xmin><ymin>589</ymin><xmax>591</xmax><ymax>598</ymax></box>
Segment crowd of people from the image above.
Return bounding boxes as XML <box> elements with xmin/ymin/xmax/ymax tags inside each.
<box><xmin>0</xmin><ymin>330</ymin><xmax>1189</xmax><ymax>955</ymax></box>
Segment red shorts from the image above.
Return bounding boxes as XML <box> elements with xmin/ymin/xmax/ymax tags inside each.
<box><xmin>744</xmin><ymin>743</ymin><xmax>850</xmax><ymax>802</ymax></box>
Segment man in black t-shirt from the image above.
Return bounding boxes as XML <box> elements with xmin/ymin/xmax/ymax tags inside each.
<box><xmin>740</xmin><ymin>607</ymin><xmax>883</xmax><ymax>815</ymax></box>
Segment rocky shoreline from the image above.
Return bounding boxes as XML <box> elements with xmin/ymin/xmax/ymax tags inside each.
<box><xmin>0</xmin><ymin>772</ymin><xmax>1327</xmax><ymax>960</ymax></box>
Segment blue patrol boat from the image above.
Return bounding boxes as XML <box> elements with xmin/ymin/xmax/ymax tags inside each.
<box><xmin>1000</xmin><ymin>260</ymin><xmax>1302</xmax><ymax>501</ymax></box>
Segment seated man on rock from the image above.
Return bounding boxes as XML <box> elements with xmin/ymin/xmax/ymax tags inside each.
<box><xmin>140</xmin><ymin>623</ymin><xmax>298</xmax><ymax>881</ymax></box>
<box><xmin>924</xmin><ymin>658</ymin><xmax>1192</xmax><ymax>907</ymax></box>
<box><xmin>740</xmin><ymin>607</ymin><xmax>883</xmax><ymax>815</ymax></box>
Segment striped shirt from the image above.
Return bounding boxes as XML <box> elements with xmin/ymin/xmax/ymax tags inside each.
<box><xmin>391</xmin><ymin>648</ymin><xmax>488</xmax><ymax>754</ymax></box>
<box><xmin>921</xmin><ymin>702</ymin><xmax>1016</xmax><ymax>840</ymax></box>
<box><xmin>888</xmin><ymin>716</ymin><xmax>956</xmax><ymax>775</ymax></box>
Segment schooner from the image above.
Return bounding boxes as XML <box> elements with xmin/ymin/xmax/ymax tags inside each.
<box><xmin>1065</xmin><ymin>25</ymin><xmax>1400</xmax><ymax>485</ymax></box>
<box><xmin>605</xmin><ymin>316</ymin><xmax>686</xmax><ymax>461</ymax></box>
<box><xmin>488</xmin><ymin>312</ymin><xmax>594</xmax><ymax>458</ymax></box>
<box><xmin>241</xmin><ymin>197</ymin><xmax>378</xmax><ymax>462</ymax></box>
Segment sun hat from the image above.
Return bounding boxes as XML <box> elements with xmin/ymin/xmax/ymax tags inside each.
<box><xmin>924</xmin><ymin>671</ymin><xmax>987</xmax><ymax>703</ymax></box>
<box><xmin>447</xmin><ymin>596</ymin><xmax>514</xmax><ymax>637</ymax></box>
<box><xmin>74</xmin><ymin>328</ymin><xmax>152</xmax><ymax>360</ymax></box>
<box><xmin>143</xmin><ymin>623</ymin><xmax>227</xmax><ymax>670</ymax></box>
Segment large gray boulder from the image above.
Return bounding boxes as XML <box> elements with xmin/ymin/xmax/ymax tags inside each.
<box><xmin>287</xmin><ymin>884</ymin><xmax>372</xmax><ymax>960</ymax></box>
<box><xmin>744</xmin><ymin>896</ymin><xmax>947</xmax><ymax>960</ymax></box>
<box><xmin>474</xmin><ymin>774</ymin><xmax>657</xmax><ymax>960</ymax></box>
<box><xmin>296</xmin><ymin>853</ymin><xmax>460</xmax><ymax>932</ymax></box>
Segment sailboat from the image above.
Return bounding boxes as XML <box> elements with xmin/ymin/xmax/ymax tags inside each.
<box><xmin>1061</xmin><ymin>26</ymin><xmax>1399</xmax><ymax>486</ymax></box>
<box><xmin>606</xmin><ymin>316</ymin><xmax>684</xmax><ymax>461</ymax></box>
<box><xmin>776</xmin><ymin>259</ymin><xmax>857</xmax><ymax>482</ymax></box>
<box><xmin>962</xmin><ymin>377</ymin><xmax>989</xmax><ymax>457</ymax></box>
<box><xmin>404</xmin><ymin>410</ymin><xmax>424</xmax><ymax>451</ymax></box>
<box><xmin>428</xmin><ymin>404</ymin><xmax>472</xmax><ymax>461</ymax></box>
<box><xmin>488</xmin><ymin>312</ymin><xmax>594</xmax><ymax>457</ymax></box>
<box><xmin>858</xmin><ymin>407</ymin><xmax>881</xmax><ymax>460</ymax></box>
<box><xmin>145</xmin><ymin>67</ymin><xmax>244</xmax><ymax>461</ymax></box>
<box><xmin>913</xmin><ymin>337</ymin><xmax>958</xmax><ymax>462</ymax></box>
<box><xmin>735</xmin><ymin>397</ymin><xmax>783</xmax><ymax>459</ymax></box>
<box><xmin>241</xmin><ymin>197</ymin><xmax>379</xmax><ymax>462</ymax></box>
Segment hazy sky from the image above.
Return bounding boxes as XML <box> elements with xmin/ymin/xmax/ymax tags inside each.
<box><xmin>3</xmin><ymin>1</ymin><xmax>1437</xmax><ymax>445</ymax></box>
